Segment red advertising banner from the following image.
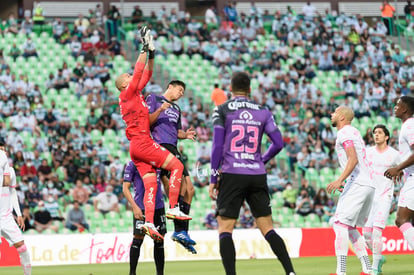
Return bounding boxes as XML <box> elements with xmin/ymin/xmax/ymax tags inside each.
<box><xmin>299</xmin><ymin>226</ymin><xmax>414</xmax><ymax>257</ymax></box>
<box><xmin>0</xmin><ymin>237</ymin><xmax>20</xmax><ymax>266</ymax></box>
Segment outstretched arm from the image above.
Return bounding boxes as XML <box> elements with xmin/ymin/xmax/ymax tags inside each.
<box><xmin>125</xmin><ymin>52</ymin><xmax>147</xmax><ymax>98</ymax></box>
<box><xmin>137</xmin><ymin>35</ymin><xmax>155</xmax><ymax>93</ymax></box>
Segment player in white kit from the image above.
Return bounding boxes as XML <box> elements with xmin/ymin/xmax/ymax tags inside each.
<box><xmin>384</xmin><ymin>96</ymin><xmax>414</xmax><ymax>254</ymax></box>
<box><xmin>363</xmin><ymin>125</ymin><xmax>400</xmax><ymax>275</ymax></box>
<box><xmin>0</xmin><ymin>143</ymin><xmax>11</xmax><ymax>230</ymax></box>
<box><xmin>327</xmin><ymin>106</ymin><xmax>375</xmax><ymax>275</ymax></box>
<box><xmin>0</xmin><ymin>141</ymin><xmax>32</xmax><ymax>275</ymax></box>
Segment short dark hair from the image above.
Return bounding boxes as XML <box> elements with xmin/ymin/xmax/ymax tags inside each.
<box><xmin>373</xmin><ymin>124</ymin><xmax>390</xmax><ymax>144</ymax></box>
<box><xmin>0</xmin><ymin>139</ymin><xmax>5</xmax><ymax>147</ymax></box>
<box><xmin>168</xmin><ymin>80</ymin><xmax>186</xmax><ymax>90</ymax></box>
<box><xmin>231</xmin><ymin>72</ymin><xmax>250</xmax><ymax>94</ymax></box>
<box><xmin>400</xmin><ymin>96</ymin><xmax>414</xmax><ymax>115</ymax></box>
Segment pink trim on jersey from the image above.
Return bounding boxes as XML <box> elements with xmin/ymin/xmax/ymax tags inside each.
<box><xmin>3</xmin><ymin>172</ymin><xmax>10</xmax><ymax>176</ymax></box>
<box><xmin>362</xmin><ymin>227</ymin><xmax>373</xmax><ymax>233</ymax></box>
<box><xmin>400</xmin><ymin>222</ymin><xmax>413</xmax><ymax>233</ymax></box>
<box><xmin>343</xmin><ymin>140</ymin><xmax>354</xmax><ymax>149</ymax></box>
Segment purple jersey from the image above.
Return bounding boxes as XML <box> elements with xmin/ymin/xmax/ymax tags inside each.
<box><xmin>212</xmin><ymin>97</ymin><xmax>279</xmax><ymax>175</ymax></box>
<box><xmin>146</xmin><ymin>93</ymin><xmax>182</xmax><ymax>146</ymax></box>
<box><xmin>123</xmin><ymin>161</ymin><xmax>164</xmax><ymax>210</ymax></box>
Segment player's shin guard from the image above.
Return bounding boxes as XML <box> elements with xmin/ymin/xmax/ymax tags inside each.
<box><xmin>143</xmin><ymin>175</ymin><xmax>158</xmax><ymax>223</ymax></box>
<box><xmin>399</xmin><ymin>223</ymin><xmax>414</xmax><ymax>251</ymax></box>
<box><xmin>219</xmin><ymin>232</ymin><xmax>236</xmax><ymax>275</ymax></box>
<box><xmin>17</xmin><ymin>244</ymin><xmax>31</xmax><ymax>275</ymax></box>
<box><xmin>130</xmin><ymin>238</ymin><xmax>143</xmax><ymax>275</ymax></box>
<box><xmin>154</xmin><ymin>241</ymin><xmax>164</xmax><ymax>275</ymax></box>
<box><xmin>164</xmin><ymin>157</ymin><xmax>184</xmax><ymax>208</ymax></box>
<box><xmin>333</xmin><ymin>222</ymin><xmax>349</xmax><ymax>274</ymax></box>
<box><xmin>362</xmin><ymin>227</ymin><xmax>373</xmax><ymax>250</ymax></box>
<box><xmin>349</xmin><ymin>228</ymin><xmax>372</xmax><ymax>273</ymax></box>
<box><xmin>264</xmin><ymin>230</ymin><xmax>295</xmax><ymax>275</ymax></box>
<box><xmin>372</xmin><ymin>227</ymin><xmax>384</xmax><ymax>271</ymax></box>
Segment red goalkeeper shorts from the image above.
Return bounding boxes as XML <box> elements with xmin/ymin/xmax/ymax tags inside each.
<box><xmin>129</xmin><ymin>136</ymin><xmax>171</xmax><ymax>177</ymax></box>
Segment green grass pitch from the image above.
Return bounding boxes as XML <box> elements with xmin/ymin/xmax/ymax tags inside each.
<box><xmin>1</xmin><ymin>255</ymin><xmax>414</xmax><ymax>274</ymax></box>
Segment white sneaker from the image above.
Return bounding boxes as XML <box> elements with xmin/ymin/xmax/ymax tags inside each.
<box><xmin>138</xmin><ymin>222</ymin><xmax>163</xmax><ymax>242</ymax></box>
<box><xmin>166</xmin><ymin>206</ymin><xmax>192</xmax><ymax>221</ymax></box>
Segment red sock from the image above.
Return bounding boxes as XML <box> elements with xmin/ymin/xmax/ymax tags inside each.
<box><xmin>164</xmin><ymin>157</ymin><xmax>183</xmax><ymax>208</ymax></box>
<box><xmin>143</xmin><ymin>175</ymin><xmax>158</xmax><ymax>223</ymax></box>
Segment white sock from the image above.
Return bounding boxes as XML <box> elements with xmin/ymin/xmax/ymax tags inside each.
<box><xmin>333</xmin><ymin>222</ymin><xmax>349</xmax><ymax>274</ymax></box>
<box><xmin>400</xmin><ymin>222</ymin><xmax>414</xmax><ymax>249</ymax></box>
<box><xmin>362</xmin><ymin>227</ymin><xmax>373</xmax><ymax>251</ymax></box>
<box><xmin>17</xmin><ymin>244</ymin><xmax>31</xmax><ymax>275</ymax></box>
<box><xmin>349</xmin><ymin>228</ymin><xmax>371</xmax><ymax>273</ymax></box>
<box><xmin>372</xmin><ymin>226</ymin><xmax>383</xmax><ymax>270</ymax></box>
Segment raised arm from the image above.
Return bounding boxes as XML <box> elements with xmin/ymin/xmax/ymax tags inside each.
<box><xmin>136</xmin><ymin>34</ymin><xmax>155</xmax><ymax>92</ymax></box>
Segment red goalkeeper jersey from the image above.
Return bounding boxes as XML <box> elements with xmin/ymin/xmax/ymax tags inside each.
<box><xmin>119</xmin><ymin>62</ymin><xmax>153</xmax><ymax>140</ymax></box>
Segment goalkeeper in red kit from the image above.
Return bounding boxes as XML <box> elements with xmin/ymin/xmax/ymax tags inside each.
<box><xmin>116</xmin><ymin>26</ymin><xmax>191</xmax><ymax>242</ymax></box>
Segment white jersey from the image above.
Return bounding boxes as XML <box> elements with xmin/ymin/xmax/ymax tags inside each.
<box><xmin>0</xmin><ymin>151</ymin><xmax>10</xmax><ymax>204</ymax></box>
<box><xmin>0</xmin><ymin>167</ymin><xmax>17</xmax><ymax>217</ymax></box>
<box><xmin>399</xmin><ymin>117</ymin><xmax>414</xmax><ymax>176</ymax></box>
<box><xmin>335</xmin><ymin>125</ymin><xmax>374</xmax><ymax>187</ymax></box>
<box><xmin>366</xmin><ymin>146</ymin><xmax>400</xmax><ymax>195</ymax></box>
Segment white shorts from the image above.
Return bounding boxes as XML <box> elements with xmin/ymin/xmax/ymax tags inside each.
<box><xmin>334</xmin><ymin>183</ymin><xmax>375</xmax><ymax>227</ymax></box>
<box><xmin>0</xmin><ymin>213</ymin><xmax>23</xmax><ymax>246</ymax></box>
<box><xmin>365</xmin><ymin>190</ymin><xmax>393</xmax><ymax>229</ymax></box>
<box><xmin>398</xmin><ymin>176</ymin><xmax>414</xmax><ymax>210</ymax></box>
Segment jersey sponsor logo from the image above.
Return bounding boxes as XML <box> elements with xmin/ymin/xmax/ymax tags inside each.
<box><xmin>239</xmin><ymin>110</ymin><xmax>253</xmax><ymax>120</ymax></box>
<box><xmin>232</xmin><ymin>162</ymin><xmax>260</xmax><ymax>169</ymax></box>
<box><xmin>228</xmin><ymin>101</ymin><xmax>260</xmax><ymax>110</ymax></box>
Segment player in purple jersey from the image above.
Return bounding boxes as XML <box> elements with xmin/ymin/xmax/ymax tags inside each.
<box><xmin>123</xmin><ymin>160</ymin><xmax>166</xmax><ymax>275</ymax></box>
<box><xmin>146</xmin><ymin>80</ymin><xmax>197</xmax><ymax>253</ymax></box>
<box><xmin>209</xmin><ymin>72</ymin><xmax>295</xmax><ymax>275</ymax></box>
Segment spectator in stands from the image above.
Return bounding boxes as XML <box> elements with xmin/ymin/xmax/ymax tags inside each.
<box><xmin>45</xmin><ymin>194</ymin><xmax>64</xmax><ymax>221</ymax></box>
<box><xmin>205</xmin><ymin>6</ymin><xmax>218</xmax><ymax>26</ymax></box>
<box><xmin>72</xmin><ymin>179</ymin><xmax>90</xmax><ymax>205</ymax></box>
<box><xmin>8</xmin><ymin>43</ymin><xmax>21</xmax><ymax>62</ymax></box>
<box><xmin>296</xmin><ymin>189</ymin><xmax>314</xmax><ymax>216</ymax></box>
<box><xmin>313</xmin><ymin>188</ymin><xmax>329</xmax><ymax>218</ymax></box>
<box><xmin>43</xmin><ymin>110</ymin><xmax>58</xmax><ymax>132</ymax></box>
<box><xmin>285</xmin><ymin>139</ymin><xmax>301</xmax><ymax>172</ymax></box>
<box><xmin>7</xmin><ymin>13</ymin><xmax>19</xmax><ymax>34</ymax></box>
<box><xmin>97</xmin><ymin>109</ymin><xmax>116</xmax><ymax>134</ymax></box>
<box><xmin>42</xmin><ymin>180</ymin><xmax>59</xmax><ymax>201</ymax></box>
<box><xmin>297</xmin><ymin>146</ymin><xmax>311</xmax><ymax>172</ymax></box>
<box><xmin>106</xmin><ymin>5</ymin><xmax>120</xmax><ymax>37</ymax></box>
<box><xmin>108</xmin><ymin>36</ymin><xmax>123</xmax><ymax>57</ymax></box>
<box><xmin>34</xmin><ymin>200</ymin><xmax>58</xmax><ymax>233</ymax></box>
<box><xmin>74</xmin><ymin>14</ymin><xmax>89</xmax><ymax>36</ymax></box>
<box><xmin>22</xmin><ymin>37</ymin><xmax>38</xmax><ymax>59</ymax></box>
<box><xmin>25</xmin><ymin>182</ymin><xmax>41</xmax><ymax>208</ymax></box>
<box><xmin>32</xmin><ymin>2</ymin><xmax>45</xmax><ymax>25</ymax></box>
<box><xmin>69</xmin><ymin>36</ymin><xmax>82</xmax><ymax>58</ymax></box>
<box><xmin>37</xmin><ymin>159</ymin><xmax>52</xmax><ymax>182</ymax></box>
<box><xmin>211</xmin><ymin>83</ymin><xmax>227</xmax><ymax>106</ymax></box>
<box><xmin>131</xmin><ymin>6</ymin><xmax>143</xmax><ymax>24</ymax></box>
<box><xmin>323</xmin><ymin>199</ymin><xmax>336</xmax><ymax>224</ymax></box>
<box><xmin>282</xmin><ymin>182</ymin><xmax>297</xmax><ymax>209</ymax></box>
<box><xmin>380</xmin><ymin>0</ymin><xmax>395</xmax><ymax>35</ymax></box>
<box><xmin>93</xmin><ymin>185</ymin><xmax>119</xmax><ymax>215</ymax></box>
<box><xmin>204</xmin><ymin>203</ymin><xmax>218</xmax><ymax>229</ymax></box>
<box><xmin>53</xmin><ymin>69</ymin><xmax>70</xmax><ymax>91</ymax></box>
<box><xmin>239</xmin><ymin>206</ymin><xmax>255</xmax><ymax>229</ymax></box>
<box><xmin>52</xmin><ymin>18</ymin><xmax>64</xmax><ymax>41</ymax></box>
<box><xmin>22</xmin><ymin>206</ymin><xmax>34</xmax><ymax>231</ymax></box>
<box><xmin>20</xmin><ymin>158</ymin><xmax>37</xmax><ymax>182</ymax></box>
<box><xmin>20</xmin><ymin>17</ymin><xmax>33</xmax><ymax>34</ymax></box>
<box><xmin>66</xmin><ymin>200</ymin><xmax>89</xmax><ymax>232</ymax></box>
